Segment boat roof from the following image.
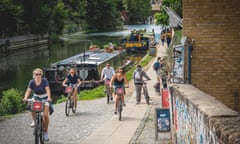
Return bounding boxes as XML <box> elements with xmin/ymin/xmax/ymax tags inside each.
<box><xmin>51</xmin><ymin>49</ymin><xmax>122</xmax><ymax>67</ymax></box>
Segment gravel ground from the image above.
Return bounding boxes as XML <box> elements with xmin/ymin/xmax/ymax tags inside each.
<box><xmin>0</xmin><ymin>97</ymin><xmax>116</xmax><ymax>144</ymax></box>
<box><xmin>0</xmin><ymin>80</ymin><xmax>135</xmax><ymax>144</ymax></box>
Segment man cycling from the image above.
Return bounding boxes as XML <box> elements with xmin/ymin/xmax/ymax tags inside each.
<box><xmin>101</xmin><ymin>63</ymin><xmax>115</xmax><ymax>100</ymax></box>
<box><xmin>62</xmin><ymin>68</ymin><xmax>81</xmax><ymax>111</ymax></box>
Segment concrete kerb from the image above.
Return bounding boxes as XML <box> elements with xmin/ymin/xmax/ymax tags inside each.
<box><xmin>129</xmin><ymin>43</ymin><xmax>167</xmax><ymax>143</ymax></box>
<box><xmin>129</xmin><ymin>105</ymin><xmax>152</xmax><ymax>144</ymax></box>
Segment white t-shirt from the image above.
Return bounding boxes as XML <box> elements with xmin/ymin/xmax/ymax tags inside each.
<box><xmin>101</xmin><ymin>67</ymin><xmax>115</xmax><ymax>80</ymax></box>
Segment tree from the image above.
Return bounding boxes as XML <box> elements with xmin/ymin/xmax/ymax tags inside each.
<box><xmin>62</xmin><ymin>0</ymin><xmax>87</xmax><ymax>29</ymax></box>
<box><xmin>0</xmin><ymin>0</ymin><xmax>23</xmax><ymax>37</ymax></box>
<box><xmin>154</xmin><ymin>11</ymin><xmax>168</xmax><ymax>27</ymax></box>
<box><xmin>161</xmin><ymin>0</ymin><xmax>182</xmax><ymax>18</ymax></box>
<box><xmin>86</xmin><ymin>0</ymin><xmax>121</xmax><ymax>31</ymax></box>
<box><xmin>123</xmin><ymin>0</ymin><xmax>151</xmax><ymax>24</ymax></box>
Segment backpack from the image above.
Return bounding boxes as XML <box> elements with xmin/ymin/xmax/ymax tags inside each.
<box><xmin>153</xmin><ymin>62</ymin><xmax>160</xmax><ymax>71</ymax></box>
<box><xmin>134</xmin><ymin>71</ymin><xmax>141</xmax><ymax>80</ymax></box>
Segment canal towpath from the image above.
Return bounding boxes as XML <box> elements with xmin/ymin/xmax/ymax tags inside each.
<box><xmin>80</xmin><ymin>42</ymin><xmax>169</xmax><ymax>144</ymax></box>
<box><xmin>0</xmin><ymin>42</ymin><xmax>169</xmax><ymax>144</ymax></box>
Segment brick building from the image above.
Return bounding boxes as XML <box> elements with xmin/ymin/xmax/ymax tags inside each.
<box><xmin>182</xmin><ymin>0</ymin><xmax>240</xmax><ymax>112</ymax></box>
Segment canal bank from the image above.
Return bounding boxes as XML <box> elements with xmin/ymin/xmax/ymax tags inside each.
<box><xmin>0</xmin><ymin>34</ymin><xmax>48</xmax><ymax>53</ymax></box>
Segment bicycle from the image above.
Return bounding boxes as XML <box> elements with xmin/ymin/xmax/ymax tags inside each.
<box><xmin>26</xmin><ymin>99</ymin><xmax>46</xmax><ymax>144</ymax></box>
<box><xmin>115</xmin><ymin>87</ymin><xmax>125</xmax><ymax>121</ymax></box>
<box><xmin>104</xmin><ymin>79</ymin><xmax>112</xmax><ymax>104</ymax></box>
<box><xmin>64</xmin><ymin>84</ymin><xmax>77</xmax><ymax>116</ymax></box>
<box><xmin>142</xmin><ymin>80</ymin><xmax>150</xmax><ymax>105</ymax></box>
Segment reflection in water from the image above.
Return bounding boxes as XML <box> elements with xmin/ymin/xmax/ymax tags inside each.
<box><xmin>0</xmin><ymin>24</ymin><xmax>162</xmax><ymax>94</ymax></box>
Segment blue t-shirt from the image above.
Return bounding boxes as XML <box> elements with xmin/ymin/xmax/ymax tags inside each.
<box><xmin>28</xmin><ymin>78</ymin><xmax>49</xmax><ymax>94</ymax></box>
<box><xmin>67</xmin><ymin>74</ymin><xmax>80</xmax><ymax>84</ymax></box>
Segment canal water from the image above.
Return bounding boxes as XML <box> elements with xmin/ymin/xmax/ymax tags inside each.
<box><xmin>0</xmin><ymin>24</ymin><xmax>162</xmax><ymax>94</ymax></box>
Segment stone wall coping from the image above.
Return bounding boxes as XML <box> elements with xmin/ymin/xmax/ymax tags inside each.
<box><xmin>171</xmin><ymin>84</ymin><xmax>239</xmax><ymax>117</ymax></box>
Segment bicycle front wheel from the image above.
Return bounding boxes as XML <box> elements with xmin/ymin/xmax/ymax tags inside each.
<box><xmin>143</xmin><ymin>87</ymin><xmax>150</xmax><ymax>105</ymax></box>
<box><xmin>34</xmin><ymin>115</ymin><xmax>44</xmax><ymax>144</ymax></box>
<box><xmin>65</xmin><ymin>97</ymin><xmax>71</xmax><ymax>116</ymax></box>
<box><xmin>118</xmin><ymin>97</ymin><xmax>122</xmax><ymax>121</ymax></box>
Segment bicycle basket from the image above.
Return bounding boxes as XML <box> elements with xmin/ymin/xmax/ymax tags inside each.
<box><xmin>65</xmin><ymin>87</ymin><xmax>73</xmax><ymax>93</ymax></box>
<box><xmin>31</xmin><ymin>101</ymin><xmax>44</xmax><ymax>112</ymax></box>
<box><xmin>116</xmin><ymin>88</ymin><xmax>124</xmax><ymax>95</ymax></box>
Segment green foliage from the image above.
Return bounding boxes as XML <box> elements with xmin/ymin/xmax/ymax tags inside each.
<box><xmin>56</xmin><ymin>86</ymin><xmax>105</xmax><ymax>104</ymax></box>
<box><xmin>0</xmin><ymin>0</ymin><xmax>23</xmax><ymax>37</ymax></box>
<box><xmin>162</xmin><ymin>0</ymin><xmax>182</xmax><ymax>18</ymax></box>
<box><xmin>86</xmin><ymin>0</ymin><xmax>121</xmax><ymax>31</ymax></box>
<box><xmin>123</xmin><ymin>0</ymin><xmax>151</xmax><ymax>24</ymax></box>
<box><xmin>0</xmin><ymin>88</ymin><xmax>24</xmax><ymax>116</ymax></box>
<box><xmin>79</xmin><ymin>86</ymin><xmax>105</xmax><ymax>100</ymax></box>
<box><xmin>154</xmin><ymin>12</ymin><xmax>169</xmax><ymax>26</ymax></box>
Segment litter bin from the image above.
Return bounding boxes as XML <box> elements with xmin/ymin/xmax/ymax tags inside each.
<box><xmin>149</xmin><ymin>46</ymin><xmax>156</xmax><ymax>57</ymax></box>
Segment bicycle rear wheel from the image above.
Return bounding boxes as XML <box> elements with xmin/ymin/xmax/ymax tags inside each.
<box><xmin>65</xmin><ymin>97</ymin><xmax>71</xmax><ymax>116</ymax></box>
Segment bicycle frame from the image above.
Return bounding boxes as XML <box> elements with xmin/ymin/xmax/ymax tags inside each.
<box><xmin>27</xmin><ymin>99</ymin><xmax>45</xmax><ymax>144</ymax></box>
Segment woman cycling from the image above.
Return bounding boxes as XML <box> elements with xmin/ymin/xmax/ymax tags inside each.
<box><xmin>23</xmin><ymin>68</ymin><xmax>52</xmax><ymax>141</ymax></box>
<box><xmin>62</xmin><ymin>68</ymin><xmax>81</xmax><ymax>111</ymax></box>
<box><xmin>110</xmin><ymin>67</ymin><xmax>129</xmax><ymax>114</ymax></box>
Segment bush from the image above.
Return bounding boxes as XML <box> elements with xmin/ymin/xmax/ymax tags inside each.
<box><xmin>0</xmin><ymin>88</ymin><xmax>24</xmax><ymax>116</ymax></box>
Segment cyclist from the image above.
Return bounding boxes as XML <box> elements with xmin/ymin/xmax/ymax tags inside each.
<box><xmin>101</xmin><ymin>63</ymin><xmax>115</xmax><ymax>100</ymax></box>
<box><xmin>133</xmin><ymin>65</ymin><xmax>151</xmax><ymax>104</ymax></box>
<box><xmin>62</xmin><ymin>68</ymin><xmax>81</xmax><ymax>111</ymax></box>
<box><xmin>110</xmin><ymin>67</ymin><xmax>129</xmax><ymax>115</ymax></box>
<box><xmin>23</xmin><ymin>68</ymin><xmax>52</xmax><ymax>141</ymax></box>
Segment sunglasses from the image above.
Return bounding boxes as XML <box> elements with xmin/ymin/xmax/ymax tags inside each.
<box><xmin>70</xmin><ymin>72</ymin><xmax>75</xmax><ymax>74</ymax></box>
<box><xmin>35</xmin><ymin>73</ymin><xmax>41</xmax><ymax>76</ymax></box>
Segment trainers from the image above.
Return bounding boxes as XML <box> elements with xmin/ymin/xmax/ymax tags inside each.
<box><xmin>123</xmin><ymin>103</ymin><xmax>126</xmax><ymax>107</ymax></box>
<box><xmin>136</xmin><ymin>102</ymin><xmax>140</xmax><ymax>104</ymax></box>
<box><xmin>114</xmin><ymin>111</ymin><xmax>117</xmax><ymax>115</ymax></box>
<box><xmin>30</xmin><ymin>121</ymin><xmax>35</xmax><ymax>128</ymax></box>
<box><xmin>44</xmin><ymin>132</ymin><xmax>49</xmax><ymax>141</ymax></box>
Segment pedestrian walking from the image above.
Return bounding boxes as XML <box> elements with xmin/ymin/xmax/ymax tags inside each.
<box><xmin>133</xmin><ymin>65</ymin><xmax>151</xmax><ymax>104</ymax></box>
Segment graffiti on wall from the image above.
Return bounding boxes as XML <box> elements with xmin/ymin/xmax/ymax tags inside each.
<box><xmin>173</xmin><ymin>45</ymin><xmax>184</xmax><ymax>83</ymax></box>
<box><xmin>173</xmin><ymin>96</ymin><xmax>213</xmax><ymax>144</ymax></box>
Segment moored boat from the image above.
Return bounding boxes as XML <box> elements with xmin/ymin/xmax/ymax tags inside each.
<box><xmin>120</xmin><ymin>29</ymin><xmax>156</xmax><ymax>53</ymax></box>
<box><xmin>44</xmin><ymin>48</ymin><xmax>131</xmax><ymax>93</ymax></box>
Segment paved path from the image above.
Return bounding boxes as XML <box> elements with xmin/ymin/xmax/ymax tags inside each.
<box><xmin>80</xmin><ymin>43</ymin><xmax>169</xmax><ymax>144</ymax></box>
<box><xmin>0</xmin><ymin>43</ymin><xmax>169</xmax><ymax>144</ymax></box>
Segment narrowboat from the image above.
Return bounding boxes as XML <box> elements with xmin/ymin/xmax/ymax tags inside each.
<box><xmin>120</xmin><ymin>29</ymin><xmax>156</xmax><ymax>53</ymax></box>
<box><xmin>44</xmin><ymin>49</ymin><xmax>130</xmax><ymax>93</ymax></box>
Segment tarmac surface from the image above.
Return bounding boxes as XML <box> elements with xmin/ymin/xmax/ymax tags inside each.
<box><xmin>80</xmin><ymin>43</ymin><xmax>171</xmax><ymax>144</ymax></box>
<box><xmin>0</xmin><ymin>43</ymin><xmax>171</xmax><ymax>144</ymax></box>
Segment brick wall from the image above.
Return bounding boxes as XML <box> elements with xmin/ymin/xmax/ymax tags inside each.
<box><xmin>183</xmin><ymin>0</ymin><xmax>240</xmax><ymax>112</ymax></box>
